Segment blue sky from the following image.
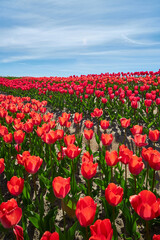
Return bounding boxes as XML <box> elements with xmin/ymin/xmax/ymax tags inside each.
<box><xmin>0</xmin><ymin>0</ymin><xmax>160</xmax><ymax>77</ymax></box>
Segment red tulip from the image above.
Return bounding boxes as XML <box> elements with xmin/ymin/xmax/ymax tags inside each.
<box><xmin>131</xmin><ymin>100</ymin><xmax>138</xmax><ymax>109</ymax></box>
<box><xmin>42</xmin><ymin>130</ymin><xmax>57</xmax><ymax>144</ymax></box>
<box><xmin>13</xmin><ymin>225</ymin><xmax>24</xmax><ymax>240</ymax></box>
<box><xmin>25</xmin><ymin>155</ymin><xmax>43</xmax><ymax>174</ymax></box>
<box><xmin>58</xmin><ymin>116</ymin><xmax>67</xmax><ymax>127</ymax></box>
<box><xmin>0</xmin><ymin>158</ymin><xmax>5</xmax><ymax>174</ymax></box>
<box><xmin>0</xmin><ymin>199</ymin><xmax>22</xmax><ymax>228</ymax></box>
<box><xmin>5</xmin><ymin>115</ymin><xmax>14</xmax><ymax>124</ymax></box>
<box><xmin>90</xmin><ymin>219</ymin><xmax>113</xmax><ymax>240</ymax></box>
<box><xmin>130</xmin><ymin>190</ymin><xmax>160</xmax><ymax>220</ymax></box>
<box><xmin>64</xmin><ymin>134</ymin><xmax>76</xmax><ymax>146</ymax></box>
<box><xmin>62</xmin><ymin>112</ymin><xmax>70</xmax><ymax>121</ymax></box>
<box><xmin>17</xmin><ymin>151</ymin><xmax>31</xmax><ymax>166</ymax></box>
<box><xmin>74</xmin><ymin>112</ymin><xmax>83</xmax><ymax>124</ymax></box>
<box><xmin>14</xmin><ymin>130</ymin><xmax>25</xmax><ymax>144</ymax></box>
<box><xmin>120</xmin><ymin>118</ymin><xmax>131</xmax><ymax>128</ymax></box>
<box><xmin>84</xmin><ymin>120</ymin><xmax>93</xmax><ymax>129</ymax></box>
<box><xmin>7</xmin><ymin>176</ymin><xmax>24</xmax><ymax>196</ymax></box>
<box><xmin>145</xmin><ymin>99</ymin><xmax>152</xmax><ymax>107</ymax></box>
<box><xmin>76</xmin><ymin>196</ymin><xmax>97</xmax><ymax>227</ymax></box>
<box><xmin>82</xmin><ymin>151</ymin><xmax>93</xmax><ymax>163</ymax></box>
<box><xmin>40</xmin><ymin>231</ymin><xmax>59</xmax><ymax>240</ymax></box>
<box><xmin>100</xmin><ymin>120</ymin><xmax>109</xmax><ymax>130</ymax></box>
<box><xmin>65</xmin><ymin>144</ymin><xmax>81</xmax><ymax>159</ymax></box>
<box><xmin>105</xmin><ymin>151</ymin><xmax>119</xmax><ymax>166</ymax></box>
<box><xmin>129</xmin><ymin>155</ymin><xmax>144</xmax><ymax>175</ymax></box>
<box><xmin>141</xmin><ymin>147</ymin><xmax>154</xmax><ymax>162</ymax></box>
<box><xmin>118</xmin><ymin>144</ymin><xmax>133</xmax><ymax>164</ymax></box>
<box><xmin>149</xmin><ymin>130</ymin><xmax>159</xmax><ymax>142</ymax></box>
<box><xmin>23</xmin><ymin>122</ymin><xmax>33</xmax><ymax>133</ymax></box>
<box><xmin>131</xmin><ymin>134</ymin><xmax>148</xmax><ymax>147</ymax></box>
<box><xmin>153</xmin><ymin>235</ymin><xmax>160</xmax><ymax>240</ymax></box>
<box><xmin>52</xmin><ymin>176</ymin><xmax>70</xmax><ymax>199</ymax></box>
<box><xmin>84</xmin><ymin>129</ymin><xmax>94</xmax><ymax>140</ymax></box>
<box><xmin>3</xmin><ymin>133</ymin><xmax>13</xmax><ymax>143</ymax></box>
<box><xmin>101</xmin><ymin>133</ymin><xmax>113</xmax><ymax>146</ymax></box>
<box><xmin>81</xmin><ymin>162</ymin><xmax>98</xmax><ymax>179</ymax></box>
<box><xmin>91</xmin><ymin>108</ymin><xmax>103</xmax><ymax>118</ymax></box>
<box><xmin>55</xmin><ymin>129</ymin><xmax>64</xmax><ymax>140</ymax></box>
<box><xmin>105</xmin><ymin>183</ymin><xmax>123</xmax><ymax>206</ymax></box>
<box><xmin>148</xmin><ymin>150</ymin><xmax>160</xmax><ymax>170</ymax></box>
<box><xmin>0</xmin><ymin>125</ymin><xmax>8</xmax><ymax>137</ymax></box>
<box><xmin>130</xmin><ymin>125</ymin><xmax>143</xmax><ymax>135</ymax></box>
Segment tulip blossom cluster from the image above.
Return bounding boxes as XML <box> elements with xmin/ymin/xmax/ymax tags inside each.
<box><xmin>0</xmin><ymin>71</ymin><xmax>160</xmax><ymax>240</ymax></box>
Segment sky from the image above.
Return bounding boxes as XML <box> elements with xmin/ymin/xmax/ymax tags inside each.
<box><xmin>0</xmin><ymin>0</ymin><xmax>160</xmax><ymax>77</ymax></box>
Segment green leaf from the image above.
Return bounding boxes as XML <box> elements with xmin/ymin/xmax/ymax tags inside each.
<box><xmin>94</xmin><ymin>178</ymin><xmax>105</xmax><ymax>190</ymax></box>
<box><xmin>95</xmin><ymin>133</ymin><xmax>100</xmax><ymax>145</ymax></box>
<box><xmin>67</xmin><ymin>221</ymin><xmax>78</xmax><ymax>240</ymax></box>
<box><xmin>28</xmin><ymin>213</ymin><xmax>40</xmax><ymax>230</ymax></box>
<box><xmin>55</xmin><ymin>225</ymin><xmax>65</xmax><ymax>240</ymax></box>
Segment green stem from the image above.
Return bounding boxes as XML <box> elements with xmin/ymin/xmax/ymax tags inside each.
<box><xmin>153</xmin><ymin>141</ymin><xmax>156</xmax><ymax>150</ymax></box>
<box><xmin>111</xmin><ymin>166</ymin><xmax>113</xmax><ymax>182</ymax></box>
<box><xmin>33</xmin><ymin>174</ymin><xmax>37</xmax><ymax>199</ymax></box>
<box><xmin>146</xmin><ymin>221</ymin><xmax>150</xmax><ymax>240</ymax></box>
<box><xmin>112</xmin><ymin>206</ymin><xmax>115</xmax><ymax>224</ymax></box>
<box><xmin>146</xmin><ymin>162</ymin><xmax>149</xmax><ymax>189</ymax></box>
<box><xmin>152</xmin><ymin>170</ymin><xmax>155</xmax><ymax>192</ymax></box>
<box><xmin>125</xmin><ymin>164</ymin><xmax>127</xmax><ymax>185</ymax></box>
<box><xmin>88</xmin><ymin>179</ymin><xmax>91</xmax><ymax>196</ymax></box>
<box><xmin>62</xmin><ymin>199</ymin><xmax>66</xmax><ymax>238</ymax></box>
<box><xmin>86</xmin><ymin>226</ymin><xmax>88</xmax><ymax>240</ymax></box>
<box><xmin>139</xmin><ymin>147</ymin><xmax>141</xmax><ymax>157</ymax></box>
<box><xmin>134</xmin><ymin>175</ymin><xmax>137</xmax><ymax>194</ymax></box>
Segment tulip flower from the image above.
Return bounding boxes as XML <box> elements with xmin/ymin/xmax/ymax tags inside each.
<box><xmin>105</xmin><ymin>183</ymin><xmax>123</xmax><ymax>207</ymax></box>
<box><xmin>7</xmin><ymin>176</ymin><xmax>24</xmax><ymax>196</ymax></box>
<box><xmin>84</xmin><ymin>120</ymin><xmax>94</xmax><ymax>129</ymax></box>
<box><xmin>148</xmin><ymin>150</ymin><xmax>160</xmax><ymax>171</ymax></box>
<box><xmin>131</xmin><ymin>134</ymin><xmax>148</xmax><ymax>148</ymax></box>
<box><xmin>40</xmin><ymin>231</ymin><xmax>59</xmax><ymax>240</ymax></box>
<box><xmin>105</xmin><ymin>151</ymin><xmax>119</xmax><ymax>167</ymax></box>
<box><xmin>81</xmin><ymin>162</ymin><xmax>98</xmax><ymax>180</ymax></box>
<box><xmin>91</xmin><ymin>108</ymin><xmax>103</xmax><ymax>118</ymax></box>
<box><xmin>74</xmin><ymin>112</ymin><xmax>83</xmax><ymax>124</ymax></box>
<box><xmin>14</xmin><ymin>130</ymin><xmax>25</xmax><ymax>144</ymax></box>
<box><xmin>101</xmin><ymin>133</ymin><xmax>113</xmax><ymax>147</ymax></box>
<box><xmin>130</xmin><ymin>125</ymin><xmax>143</xmax><ymax>135</ymax></box>
<box><xmin>52</xmin><ymin>176</ymin><xmax>70</xmax><ymax>199</ymax></box>
<box><xmin>100</xmin><ymin>120</ymin><xmax>109</xmax><ymax>130</ymax></box>
<box><xmin>76</xmin><ymin>196</ymin><xmax>97</xmax><ymax>227</ymax></box>
<box><xmin>55</xmin><ymin>129</ymin><xmax>64</xmax><ymax>140</ymax></box>
<box><xmin>82</xmin><ymin>151</ymin><xmax>93</xmax><ymax>163</ymax></box>
<box><xmin>25</xmin><ymin>155</ymin><xmax>43</xmax><ymax>174</ymax></box>
<box><xmin>119</xmin><ymin>145</ymin><xmax>133</xmax><ymax>164</ymax></box>
<box><xmin>42</xmin><ymin>130</ymin><xmax>57</xmax><ymax>144</ymax></box>
<box><xmin>0</xmin><ymin>199</ymin><xmax>22</xmax><ymax>228</ymax></box>
<box><xmin>153</xmin><ymin>235</ymin><xmax>160</xmax><ymax>240</ymax></box>
<box><xmin>149</xmin><ymin>129</ymin><xmax>159</xmax><ymax>143</ymax></box>
<box><xmin>120</xmin><ymin>118</ymin><xmax>131</xmax><ymax>128</ymax></box>
<box><xmin>90</xmin><ymin>219</ymin><xmax>113</xmax><ymax>240</ymax></box>
<box><xmin>13</xmin><ymin>225</ymin><xmax>24</xmax><ymax>240</ymax></box>
<box><xmin>17</xmin><ymin>151</ymin><xmax>31</xmax><ymax>166</ymax></box>
<box><xmin>0</xmin><ymin>158</ymin><xmax>5</xmax><ymax>174</ymax></box>
<box><xmin>130</xmin><ymin>190</ymin><xmax>160</xmax><ymax>221</ymax></box>
<box><xmin>3</xmin><ymin>133</ymin><xmax>13</xmax><ymax>143</ymax></box>
<box><xmin>84</xmin><ymin>129</ymin><xmax>94</xmax><ymax>140</ymax></box>
<box><xmin>129</xmin><ymin>155</ymin><xmax>144</xmax><ymax>176</ymax></box>
<box><xmin>64</xmin><ymin>134</ymin><xmax>76</xmax><ymax>146</ymax></box>
<box><xmin>65</xmin><ymin>144</ymin><xmax>81</xmax><ymax>159</ymax></box>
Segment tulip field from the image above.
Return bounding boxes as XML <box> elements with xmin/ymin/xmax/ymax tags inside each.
<box><xmin>0</xmin><ymin>70</ymin><xmax>160</xmax><ymax>240</ymax></box>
